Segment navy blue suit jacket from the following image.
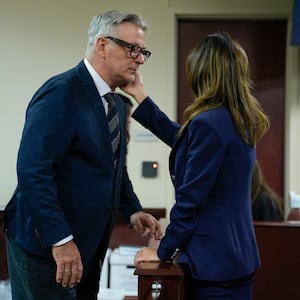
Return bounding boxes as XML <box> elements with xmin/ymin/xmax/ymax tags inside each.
<box><xmin>4</xmin><ymin>61</ymin><xmax>143</xmax><ymax>264</ymax></box>
<box><xmin>132</xmin><ymin>97</ymin><xmax>260</xmax><ymax>281</ymax></box>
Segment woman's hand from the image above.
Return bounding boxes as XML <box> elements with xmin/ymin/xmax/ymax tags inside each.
<box><xmin>134</xmin><ymin>247</ymin><xmax>160</xmax><ymax>266</ymax></box>
<box><xmin>120</xmin><ymin>72</ymin><xmax>147</xmax><ymax>104</ymax></box>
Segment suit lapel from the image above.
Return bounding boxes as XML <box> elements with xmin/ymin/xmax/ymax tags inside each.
<box><xmin>169</xmin><ymin>124</ymin><xmax>189</xmax><ymax>185</ymax></box>
<box><xmin>75</xmin><ymin>61</ymin><xmax>127</xmax><ymax>172</ymax></box>
<box><xmin>76</xmin><ymin>61</ymin><xmax>113</xmax><ymax>159</ymax></box>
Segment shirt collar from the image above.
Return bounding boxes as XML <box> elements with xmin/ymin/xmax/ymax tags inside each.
<box><xmin>83</xmin><ymin>58</ymin><xmax>111</xmax><ymax>97</ymax></box>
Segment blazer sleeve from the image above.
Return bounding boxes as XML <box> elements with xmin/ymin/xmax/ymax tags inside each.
<box><xmin>132</xmin><ymin>97</ymin><xmax>180</xmax><ymax>147</ymax></box>
<box><xmin>157</xmin><ymin>116</ymin><xmax>225</xmax><ymax>260</ymax></box>
<box><xmin>17</xmin><ymin>82</ymin><xmax>76</xmax><ymax>246</ymax></box>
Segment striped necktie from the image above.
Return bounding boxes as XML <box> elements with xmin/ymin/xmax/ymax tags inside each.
<box><xmin>104</xmin><ymin>93</ymin><xmax>120</xmax><ymax>169</ymax></box>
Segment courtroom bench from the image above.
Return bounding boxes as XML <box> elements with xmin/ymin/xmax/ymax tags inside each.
<box><xmin>253</xmin><ymin>221</ymin><xmax>300</xmax><ymax>300</ymax></box>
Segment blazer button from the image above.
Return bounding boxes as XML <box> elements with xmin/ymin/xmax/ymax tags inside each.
<box><xmin>35</xmin><ymin>228</ymin><xmax>40</xmax><ymax>239</ymax></box>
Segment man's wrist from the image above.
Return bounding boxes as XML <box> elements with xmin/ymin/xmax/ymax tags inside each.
<box><xmin>52</xmin><ymin>235</ymin><xmax>73</xmax><ymax>246</ymax></box>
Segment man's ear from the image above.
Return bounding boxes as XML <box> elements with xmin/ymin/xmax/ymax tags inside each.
<box><xmin>96</xmin><ymin>36</ymin><xmax>107</xmax><ymax>57</ymax></box>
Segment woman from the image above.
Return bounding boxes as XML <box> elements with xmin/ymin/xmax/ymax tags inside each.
<box><xmin>251</xmin><ymin>160</ymin><xmax>284</xmax><ymax>221</ymax></box>
<box><xmin>121</xmin><ymin>33</ymin><xmax>270</xmax><ymax>299</ymax></box>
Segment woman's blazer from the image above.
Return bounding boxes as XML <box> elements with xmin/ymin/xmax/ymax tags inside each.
<box><xmin>132</xmin><ymin>97</ymin><xmax>260</xmax><ymax>281</ymax></box>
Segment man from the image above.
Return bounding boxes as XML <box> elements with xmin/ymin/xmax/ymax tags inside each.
<box><xmin>4</xmin><ymin>10</ymin><xmax>162</xmax><ymax>300</ymax></box>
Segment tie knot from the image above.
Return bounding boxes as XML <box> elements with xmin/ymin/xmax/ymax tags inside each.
<box><xmin>104</xmin><ymin>93</ymin><xmax>116</xmax><ymax>107</ymax></box>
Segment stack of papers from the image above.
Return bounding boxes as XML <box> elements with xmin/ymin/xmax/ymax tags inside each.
<box><xmin>118</xmin><ymin>244</ymin><xmax>142</xmax><ymax>256</ymax></box>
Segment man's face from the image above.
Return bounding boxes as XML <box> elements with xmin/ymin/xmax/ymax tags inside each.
<box><xmin>102</xmin><ymin>22</ymin><xmax>149</xmax><ymax>89</ymax></box>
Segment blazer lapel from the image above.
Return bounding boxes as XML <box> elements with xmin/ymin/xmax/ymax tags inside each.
<box><xmin>76</xmin><ymin>61</ymin><xmax>112</xmax><ymax>158</ymax></box>
<box><xmin>75</xmin><ymin>61</ymin><xmax>127</xmax><ymax>172</ymax></box>
<box><xmin>169</xmin><ymin>124</ymin><xmax>189</xmax><ymax>185</ymax></box>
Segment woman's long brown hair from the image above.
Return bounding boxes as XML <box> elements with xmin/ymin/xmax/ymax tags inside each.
<box><xmin>179</xmin><ymin>33</ymin><xmax>270</xmax><ymax>146</ymax></box>
<box><xmin>251</xmin><ymin>161</ymin><xmax>284</xmax><ymax>217</ymax></box>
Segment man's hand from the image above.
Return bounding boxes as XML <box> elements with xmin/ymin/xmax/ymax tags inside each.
<box><xmin>52</xmin><ymin>240</ymin><xmax>83</xmax><ymax>288</ymax></box>
<box><xmin>130</xmin><ymin>211</ymin><xmax>163</xmax><ymax>240</ymax></box>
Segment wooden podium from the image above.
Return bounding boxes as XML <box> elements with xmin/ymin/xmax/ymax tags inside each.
<box><xmin>133</xmin><ymin>261</ymin><xmax>185</xmax><ymax>300</ymax></box>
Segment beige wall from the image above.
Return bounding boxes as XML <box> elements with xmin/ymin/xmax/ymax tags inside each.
<box><xmin>0</xmin><ymin>0</ymin><xmax>299</xmax><ymax>217</ymax></box>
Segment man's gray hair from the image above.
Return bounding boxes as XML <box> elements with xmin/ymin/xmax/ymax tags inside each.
<box><xmin>86</xmin><ymin>10</ymin><xmax>148</xmax><ymax>55</ymax></box>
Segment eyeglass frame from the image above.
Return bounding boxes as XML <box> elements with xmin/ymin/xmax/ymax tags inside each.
<box><xmin>105</xmin><ymin>36</ymin><xmax>151</xmax><ymax>61</ymax></box>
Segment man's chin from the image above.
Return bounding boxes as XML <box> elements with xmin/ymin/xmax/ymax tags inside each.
<box><xmin>122</xmin><ymin>74</ymin><xmax>136</xmax><ymax>84</ymax></box>
<box><xmin>128</xmin><ymin>73</ymin><xmax>136</xmax><ymax>82</ymax></box>
<box><xmin>117</xmin><ymin>74</ymin><xmax>136</xmax><ymax>88</ymax></box>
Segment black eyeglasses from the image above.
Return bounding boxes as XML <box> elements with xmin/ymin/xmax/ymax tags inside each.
<box><xmin>105</xmin><ymin>36</ymin><xmax>151</xmax><ymax>61</ymax></box>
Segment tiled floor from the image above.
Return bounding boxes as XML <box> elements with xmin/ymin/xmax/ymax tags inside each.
<box><xmin>0</xmin><ymin>281</ymin><xmax>137</xmax><ymax>300</ymax></box>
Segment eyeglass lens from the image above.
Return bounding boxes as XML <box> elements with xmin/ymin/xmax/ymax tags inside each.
<box><xmin>106</xmin><ymin>36</ymin><xmax>151</xmax><ymax>61</ymax></box>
